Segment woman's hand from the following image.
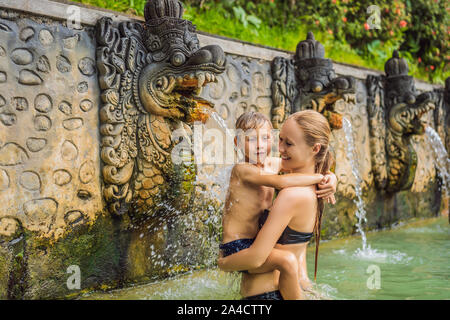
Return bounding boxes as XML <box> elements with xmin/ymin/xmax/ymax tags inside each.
<box><xmin>316</xmin><ymin>172</ymin><xmax>337</xmax><ymax>204</ymax></box>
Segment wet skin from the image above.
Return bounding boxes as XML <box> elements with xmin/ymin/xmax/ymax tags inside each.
<box><xmin>220</xmin><ymin>121</ymin><xmax>336</xmax><ymax>298</ymax></box>
<box><xmin>219</xmin><ymin>118</ymin><xmax>335</xmax><ymax>298</ymax></box>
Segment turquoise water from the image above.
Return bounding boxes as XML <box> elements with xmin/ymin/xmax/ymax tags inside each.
<box><xmin>81</xmin><ymin>217</ymin><xmax>449</xmax><ymax>300</ymax></box>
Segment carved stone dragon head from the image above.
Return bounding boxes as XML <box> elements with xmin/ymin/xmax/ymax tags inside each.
<box><xmin>95</xmin><ymin>0</ymin><xmax>226</xmax><ymax>216</ymax></box>
<box><xmin>385</xmin><ymin>51</ymin><xmax>435</xmax><ymax>137</ymax></box>
<box><xmin>271</xmin><ymin>32</ymin><xmax>355</xmax><ymax>130</ymax></box>
<box><xmin>382</xmin><ymin>50</ymin><xmax>437</xmax><ymax>192</ymax></box>
<box><xmin>139</xmin><ymin>0</ymin><xmax>226</xmax><ymax>120</ymax></box>
<box><xmin>293</xmin><ymin>32</ymin><xmax>355</xmax><ymax>129</ymax></box>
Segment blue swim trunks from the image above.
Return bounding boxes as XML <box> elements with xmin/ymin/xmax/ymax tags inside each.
<box><xmin>242</xmin><ymin>290</ymin><xmax>284</xmax><ymax>300</ymax></box>
<box><xmin>219</xmin><ymin>238</ymin><xmax>254</xmax><ymax>273</ymax></box>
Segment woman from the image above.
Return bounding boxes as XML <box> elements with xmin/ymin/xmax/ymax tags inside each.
<box><xmin>218</xmin><ymin>110</ymin><xmax>334</xmax><ymax>299</ymax></box>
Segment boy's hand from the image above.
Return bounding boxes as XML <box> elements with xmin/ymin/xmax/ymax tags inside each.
<box><xmin>316</xmin><ymin>173</ymin><xmax>337</xmax><ymax>204</ymax></box>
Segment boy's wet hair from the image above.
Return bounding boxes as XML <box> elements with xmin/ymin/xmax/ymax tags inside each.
<box><xmin>235</xmin><ymin>111</ymin><xmax>273</xmax><ymax>131</ymax></box>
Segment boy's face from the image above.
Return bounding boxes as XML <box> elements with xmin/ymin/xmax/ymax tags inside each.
<box><xmin>236</xmin><ymin>122</ymin><xmax>272</xmax><ymax>165</ymax></box>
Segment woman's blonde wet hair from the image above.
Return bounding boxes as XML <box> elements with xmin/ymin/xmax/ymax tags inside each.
<box><xmin>288</xmin><ymin>109</ymin><xmax>334</xmax><ymax>281</ymax></box>
<box><xmin>235</xmin><ymin>111</ymin><xmax>273</xmax><ymax>131</ymax></box>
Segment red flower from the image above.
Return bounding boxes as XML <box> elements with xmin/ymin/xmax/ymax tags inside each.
<box><xmin>418</xmin><ymin>57</ymin><xmax>422</xmax><ymax>63</ymax></box>
<box><xmin>328</xmin><ymin>29</ymin><xmax>333</xmax><ymax>35</ymax></box>
<box><xmin>342</xmin><ymin>17</ymin><xmax>347</xmax><ymax>22</ymax></box>
<box><xmin>364</xmin><ymin>23</ymin><xmax>370</xmax><ymax>30</ymax></box>
<box><xmin>315</xmin><ymin>20</ymin><xmax>320</xmax><ymax>26</ymax></box>
<box><xmin>399</xmin><ymin>20</ymin><xmax>407</xmax><ymax>28</ymax></box>
<box><xmin>332</xmin><ymin>0</ymin><xmax>336</xmax><ymax>4</ymax></box>
<box><xmin>430</xmin><ymin>65</ymin><xmax>435</xmax><ymax>70</ymax></box>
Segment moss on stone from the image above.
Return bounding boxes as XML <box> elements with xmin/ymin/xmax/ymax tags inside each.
<box><xmin>23</xmin><ymin>212</ymin><xmax>120</xmax><ymax>299</ymax></box>
<box><xmin>0</xmin><ymin>244</ymin><xmax>12</xmax><ymax>299</ymax></box>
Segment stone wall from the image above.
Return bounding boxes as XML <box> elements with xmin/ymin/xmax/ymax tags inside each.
<box><xmin>0</xmin><ymin>0</ymin><xmax>446</xmax><ymax>299</ymax></box>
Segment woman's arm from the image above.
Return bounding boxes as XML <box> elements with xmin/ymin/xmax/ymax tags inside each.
<box><xmin>236</xmin><ymin>164</ymin><xmax>323</xmax><ymax>190</ymax></box>
<box><xmin>217</xmin><ymin>187</ymin><xmax>313</xmax><ymax>271</ymax></box>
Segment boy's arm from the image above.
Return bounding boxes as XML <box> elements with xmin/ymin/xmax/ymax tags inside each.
<box><xmin>316</xmin><ymin>171</ymin><xmax>337</xmax><ymax>203</ymax></box>
<box><xmin>236</xmin><ymin>164</ymin><xmax>323</xmax><ymax>189</ymax></box>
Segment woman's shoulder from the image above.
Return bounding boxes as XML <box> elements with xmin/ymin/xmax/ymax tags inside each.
<box><xmin>276</xmin><ymin>186</ymin><xmax>317</xmax><ymax>204</ymax></box>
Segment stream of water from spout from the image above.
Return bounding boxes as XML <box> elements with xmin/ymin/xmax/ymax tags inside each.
<box><xmin>425</xmin><ymin>126</ymin><xmax>450</xmax><ymax>197</ymax></box>
<box><xmin>342</xmin><ymin>118</ymin><xmax>369</xmax><ymax>252</ymax></box>
<box><xmin>194</xmin><ymin>110</ymin><xmax>237</xmax><ymax>197</ymax></box>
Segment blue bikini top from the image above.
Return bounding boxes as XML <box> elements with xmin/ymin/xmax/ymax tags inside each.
<box><xmin>259</xmin><ymin>209</ymin><xmax>314</xmax><ymax>244</ymax></box>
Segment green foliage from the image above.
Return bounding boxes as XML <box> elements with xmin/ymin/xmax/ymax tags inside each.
<box><xmin>71</xmin><ymin>0</ymin><xmax>448</xmax><ymax>84</ymax></box>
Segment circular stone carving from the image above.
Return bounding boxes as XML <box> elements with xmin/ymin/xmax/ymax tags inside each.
<box><xmin>356</xmin><ymin>92</ymin><xmax>364</xmax><ymax>104</ymax></box>
<box><xmin>37</xmin><ymin>55</ymin><xmax>51</xmax><ymax>73</ymax></box>
<box><xmin>23</xmin><ymin>198</ymin><xmax>57</xmax><ymax>224</ymax></box>
<box><xmin>249</xmin><ymin>105</ymin><xmax>258</xmax><ymax>112</ymax></box>
<box><xmin>226</xmin><ymin>63</ymin><xmax>241</xmax><ymax>82</ymax></box>
<box><xmin>19</xmin><ymin>70</ymin><xmax>42</xmax><ymax>85</ymax></box>
<box><xmin>241</xmin><ymin>80</ymin><xmax>250</xmax><ymax>98</ymax></box>
<box><xmin>78</xmin><ymin>57</ymin><xmax>96</xmax><ymax>76</ymax></box>
<box><xmin>58</xmin><ymin>101</ymin><xmax>72</xmax><ymax>115</ymax></box>
<box><xmin>352</xmin><ymin>115</ymin><xmax>363</xmax><ymax>128</ymax></box>
<box><xmin>79</xmin><ymin>160</ymin><xmax>94</xmax><ymax>184</ymax></box>
<box><xmin>229</xmin><ymin>92</ymin><xmax>239</xmax><ymax>103</ymax></box>
<box><xmin>63</xmin><ymin>35</ymin><xmax>79</xmax><ymax>49</ymax></box>
<box><xmin>79</xmin><ymin>99</ymin><xmax>93</xmax><ymax>112</ymax></box>
<box><xmin>11</xmin><ymin>48</ymin><xmax>33</xmax><ymax>65</ymax></box>
<box><xmin>13</xmin><ymin>97</ymin><xmax>28</xmax><ymax>111</ymax></box>
<box><xmin>64</xmin><ymin>210</ymin><xmax>84</xmax><ymax>226</ymax></box>
<box><xmin>26</xmin><ymin>137</ymin><xmax>47</xmax><ymax>152</ymax></box>
<box><xmin>34</xmin><ymin>94</ymin><xmax>52</xmax><ymax>113</ymax></box>
<box><xmin>53</xmin><ymin>169</ymin><xmax>72</xmax><ymax>186</ymax></box>
<box><xmin>56</xmin><ymin>55</ymin><xmax>71</xmax><ymax>73</ymax></box>
<box><xmin>34</xmin><ymin>115</ymin><xmax>51</xmax><ymax>131</ymax></box>
<box><xmin>61</xmin><ymin>140</ymin><xmax>78</xmax><ymax>161</ymax></box>
<box><xmin>0</xmin><ymin>169</ymin><xmax>10</xmax><ymax>191</ymax></box>
<box><xmin>20</xmin><ymin>27</ymin><xmax>35</xmax><ymax>42</ymax></box>
<box><xmin>217</xmin><ymin>103</ymin><xmax>229</xmax><ymax>120</ymax></box>
<box><xmin>77</xmin><ymin>81</ymin><xmax>88</xmax><ymax>93</ymax></box>
<box><xmin>63</xmin><ymin>118</ymin><xmax>83</xmax><ymax>130</ymax></box>
<box><xmin>38</xmin><ymin>29</ymin><xmax>54</xmax><ymax>46</ymax></box>
<box><xmin>19</xmin><ymin>171</ymin><xmax>41</xmax><ymax>191</ymax></box>
<box><xmin>0</xmin><ymin>113</ymin><xmax>17</xmax><ymax>126</ymax></box>
<box><xmin>252</xmin><ymin>72</ymin><xmax>265</xmax><ymax>93</ymax></box>
<box><xmin>208</xmin><ymin>76</ymin><xmax>226</xmax><ymax>100</ymax></box>
<box><xmin>0</xmin><ymin>143</ymin><xmax>29</xmax><ymax>166</ymax></box>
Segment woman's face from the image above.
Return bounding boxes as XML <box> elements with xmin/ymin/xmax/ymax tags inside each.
<box><xmin>279</xmin><ymin>118</ymin><xmax>317</xmax><ymax>172</ymax></box>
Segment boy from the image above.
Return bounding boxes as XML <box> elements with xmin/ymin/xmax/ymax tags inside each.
<box><xmin>220</xmin><ymin>111</ymin><xmax>336</xmax><ymax>299</ymax></box>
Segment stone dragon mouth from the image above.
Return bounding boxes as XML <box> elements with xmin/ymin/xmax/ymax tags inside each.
<box><xmin>158</xmin><ymin>66</ymin><xmax>223</xmax><ymax>123</ymax></box>
<box><xmin>410</xmin><ymin>102</ymin><xmax>435</xmax><ymax>134</ymax></box>
<box><xmin>312</xmin><ymin>85</ymin><xmax>355</xmax><ymax>130</ymax></box>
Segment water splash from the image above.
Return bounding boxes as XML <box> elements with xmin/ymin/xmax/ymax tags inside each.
<box><xmin>195</xmin><ymin>110</ymin><xmax>236</xmax><ymax>201</ymax></box>
<box><xmin>342</xmin><ymin>118</ymin><xmax>368</xmax><ymax>252</ymax></box>
<box><xmin>425</xmin><ymin>126</ymin><xmax>450</xmax><ymax>197</ymax></box>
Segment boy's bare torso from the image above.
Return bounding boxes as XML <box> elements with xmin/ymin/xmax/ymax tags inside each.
<box><xmin>222</xmin><ymin>157</ymin><xmax>280</xmax><ymax>244</ymax></box>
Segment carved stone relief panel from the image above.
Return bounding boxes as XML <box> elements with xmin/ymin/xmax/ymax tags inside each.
<box><xmin>332</xmin><ymin>80</ymin><xmax>372</xmax><ymax>199</ymax></box>
<box><xmin>0</xmin><ymin>16</ymin><xmax>102</xmax><ymax>238</ymax></box>
<box><xmin>201</xmin><ymin>54</ymin><xmax>273</xmax><ymax>128</ymax></box>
